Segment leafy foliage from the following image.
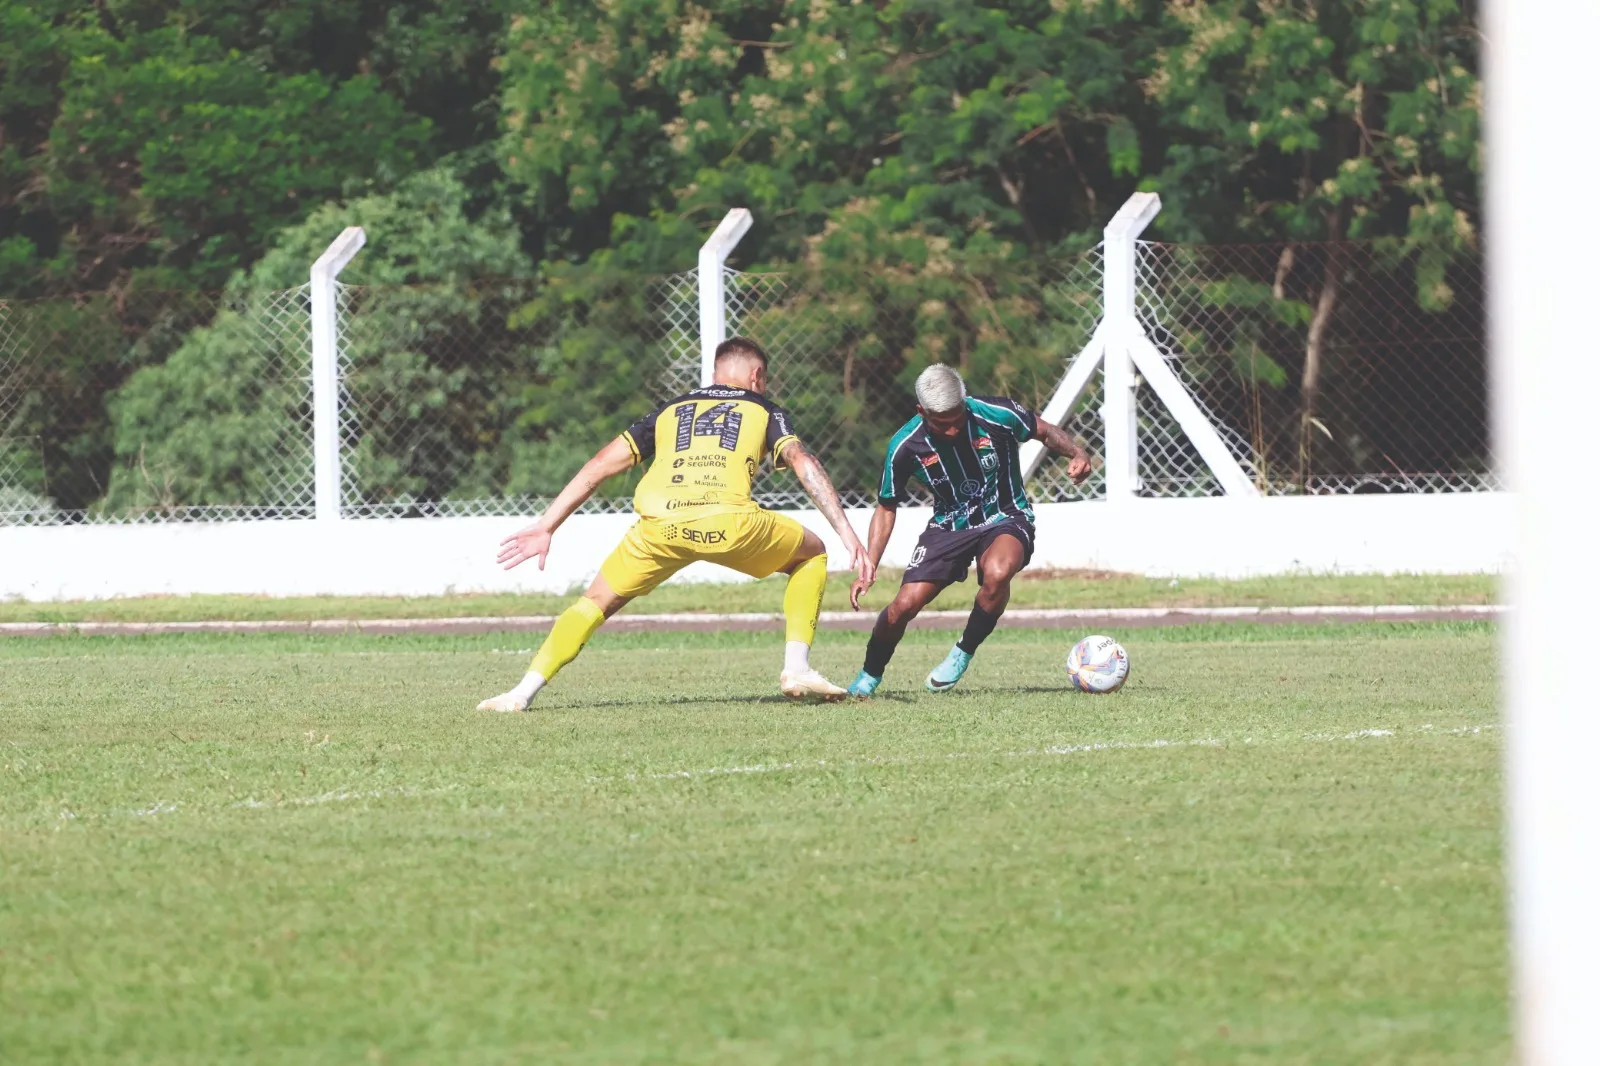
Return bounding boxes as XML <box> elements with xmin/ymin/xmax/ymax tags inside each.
<box><xmin>102</xmin><ymin>170</ymin><xmax>533</xmax><ymax>514</ymax></box>
<box><xmin>2</xmin><ymin>0</ymin><xmax>1485</xmax><ymax>512</ymax></box>
<box><xmin>1</xmin><ymin>0</ymin><xmax>509</xmax><ymax>296</ymax></box>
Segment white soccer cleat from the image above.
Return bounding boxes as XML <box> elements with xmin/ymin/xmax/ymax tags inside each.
<box><xmin>780</xmin><ymin>669</ymin><xmax>847</xmax><ymax>702</ymax></box>
<box><xmin>475</xmin><ymin>690</ymin><xmax>530</xmax><ymax>713</ymax></box>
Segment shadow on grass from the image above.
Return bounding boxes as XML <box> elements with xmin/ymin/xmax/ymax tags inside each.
<box><xmin>522</xmin><ymin>691</ymin><xmax>925</xmax><ymax>712</ymax></box>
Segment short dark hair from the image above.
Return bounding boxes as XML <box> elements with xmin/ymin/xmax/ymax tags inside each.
<box><xmin>714</xmin><ymin>336</ymin><xmax>769</xmax><ymax>367</ymax></box>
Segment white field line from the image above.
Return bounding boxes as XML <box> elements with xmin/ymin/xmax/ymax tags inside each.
<box><xmin>0</xmin><ymin>603</ymin><xmax>1504</xmax><ymax>638</ymax></box>
<box><xmin>58</xmin><ymin>724</ymin><xmax>1499</xmax><ymax>822</ymax></box>
<box><xmin>594</xmin><ymin>721</ymin><xmax>1501</xmax><ymax>784</ymax></box>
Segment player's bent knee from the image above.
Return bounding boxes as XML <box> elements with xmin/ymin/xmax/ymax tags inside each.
<box><xmin>887</xmin><ymin>591</ymin><xmax>933</xmax><ymax>626</ymax></box>
<box><xmin>582</xmin><ymin>574</ymin><xmax>632</xmax><ymax>618</ymax></box>
<box><xmin>980</xmin><ymin>567</ymin><xmax>1018</xmax><ymax>592</ymax></box>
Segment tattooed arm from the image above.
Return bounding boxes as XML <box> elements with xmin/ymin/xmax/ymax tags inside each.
<box><xmin>779</xmin><ymin>440</ymin><xmax>874</xmax><ymax>587</ymax></box>
<box><xmin>1034</xmin><ymin>417</ymin><xmax>1093</xmax><ymax>484</ymax></box>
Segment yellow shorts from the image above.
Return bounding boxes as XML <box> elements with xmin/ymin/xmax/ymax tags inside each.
<box><xmin>599</xmin><ymin>510</ymin><xmax>807</xmax><ymax>599</ymax></box>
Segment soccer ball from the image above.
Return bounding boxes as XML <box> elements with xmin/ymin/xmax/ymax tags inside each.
<box><xmin>1066</xmin><ymin>635</ymin><xmax>1129</xmax><ymax>693</ymax></box>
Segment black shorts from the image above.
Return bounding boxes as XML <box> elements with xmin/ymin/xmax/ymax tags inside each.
<box><xmin>902</xmin><ymin>516</ymin><xmax>1036</xmax><ymax>587</ymax></box>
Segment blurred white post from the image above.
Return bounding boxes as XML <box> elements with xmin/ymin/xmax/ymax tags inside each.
<box><xmin>1488</xmin><ymin>1</ymin><xmax>1600</xmax><ymax>1063</ymax></box>
<box><xmin>309</xmin><ymin>227</ymin><xmax>365</xmax><ymax>523</ymax></box>
<box><xmin>1100</xmin><ymin>194</ymin><xmax>1159</xmax><ymax>500</ymax></box>
<box><xmin>697</xmin><ymin>209</ymin><xmax>754</xmax><ymax>386</ymax></box>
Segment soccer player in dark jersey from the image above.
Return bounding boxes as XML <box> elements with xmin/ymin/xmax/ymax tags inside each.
<box><xmin>477</xmin><ymin>337</ymin><xmax>873</xmax><ymax>710</ymax></box>
<box><xmin>845</xmin><ymin>364</ymin><xmax>1091</xmax><ymax>696</ymax></box>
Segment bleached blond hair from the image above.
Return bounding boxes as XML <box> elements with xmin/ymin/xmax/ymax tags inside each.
<box><xmin>915</xmin><ymin>363</ymin><xmax>967</xmax><ymax>414</ymax></box>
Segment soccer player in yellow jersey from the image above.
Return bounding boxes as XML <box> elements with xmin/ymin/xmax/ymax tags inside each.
<box><xmin>477</xmin><ymin>337</ymin><xmax>874</xmax><ymax>710</ymax></box>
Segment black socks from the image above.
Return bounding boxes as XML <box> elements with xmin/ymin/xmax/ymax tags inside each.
<box><xmin>862</xmin><ymin>608</ymin><xmax>899</xmax><ymax>677</ymax></box>
<box><xmin>956</xmin><ymin>603</ymin><xmax>1001</xmax><ymax>655</ymax></box>
<box><xmin>863</xmin><ymin>602</ymin><xmax>1002</xmax><ymax>676</ymax></box>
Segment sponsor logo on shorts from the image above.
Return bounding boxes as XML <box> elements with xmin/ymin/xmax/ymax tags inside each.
<box><xmin>909</xmin><ymin>545</ymin><xmax>927</xmax><ymax>566</ymax></box>
<box><xmin>682</xmin><ymin>528</ymin><xmax>728</xmax><ymax>544</ymax></box>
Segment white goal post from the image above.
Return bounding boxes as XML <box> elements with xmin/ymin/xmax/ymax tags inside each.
<box><xmin>1488</xmin><ymin>1</ymin><xmax>1600</xmax><ymax>1063</ymax></box>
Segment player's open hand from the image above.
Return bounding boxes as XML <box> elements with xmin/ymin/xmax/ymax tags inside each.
<box><xmin>497</xmin><ymin>523</ymin><xmax>552</xmax><ymax>570</ymax></box>
<box><xmin>849</xmin><ymin>544</ymin><xmax>876</xmax><ymax>610</ymax></box>
<box><xmin>1067</xmin><ymin>453</ymin><xmax>1092</xmax><ymax>484</ymax></box>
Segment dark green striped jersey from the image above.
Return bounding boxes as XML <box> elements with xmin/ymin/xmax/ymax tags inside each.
<box><xmin>878</xmin><ymin>396</ymin><xmax>1039</xmax><ymax>531</ymax></box>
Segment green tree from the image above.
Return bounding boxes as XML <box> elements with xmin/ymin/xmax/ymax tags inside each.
<box><xmin>102</xmin><ymin>169</ymin><xmax>534</xmax><ymax>514</ymax></box>
<box><xmin>1146</xmin><ymin>0</ymin><xmax>1480</xmax><ymax>481</ymax></box>
<box><xmin>1</xmin><ymin>0</ymin><xmax>512</xmax><ymax>297</ymax></box>
<box><xmin>496</xmin><ymin>0</ymin><xmax>1153</xmax><ymax>491</ymax></box>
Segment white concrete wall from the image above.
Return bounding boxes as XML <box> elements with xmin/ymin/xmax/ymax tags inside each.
<box><xmin>0</xmin><ymin>493</ymin><xmax>1511</xmax><ymax>602</ymax></box>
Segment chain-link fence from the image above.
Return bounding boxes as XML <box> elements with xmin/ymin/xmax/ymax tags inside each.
<box><xmin>2</xmin><ymin>238</ymin><xmax>1493</xmax><ymax>525</ymax></box>
<box><xmin>332</xmin><ymin>272</ymin><xmax>699</xmax><ymax>518</ymax></box>
<box><xmin>0</xmin><ymin>286</ymin><xmax>312</xmax><ymax>524</ymax></box>
<box><xmin>721</xmin><ymin>248</ymin><xmax>1107</xmax><ymax>508</ymax></box>
<box><xmin>1133</xmin><ymin>241</ymin><xmax>1492</xmax><ymax>495</ymax></box>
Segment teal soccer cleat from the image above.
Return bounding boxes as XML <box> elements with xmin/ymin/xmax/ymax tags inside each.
<box><xmin>925</xmin><ymin>645</ymin><xmax>973</xmax><ymax>692</ymax></box>
<box><xmin>846</xmin><ymin>671</ymin><xmax>882</xmax><ymax>698</ymax></box>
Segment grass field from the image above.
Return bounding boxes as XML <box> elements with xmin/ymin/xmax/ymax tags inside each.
<box><xmin>0</xmin><ymin>622</ymin><xmax>1506</xmax><ymax>1064</ymax></box>
<box><xmin>0</xmin><ymin>570</ymin><xmax>1498</xmax><ymax>623</ymax></box>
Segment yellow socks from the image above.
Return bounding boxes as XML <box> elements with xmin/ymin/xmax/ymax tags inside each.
<box><xmin>529</xmin><ymin>597</ymin><xmax>606</xmax><ymax>681</ymax></box>
<box><xmin>783</xmin><ymin>552</ymin><xmax>828</xmax><ymax>650</ymax></box>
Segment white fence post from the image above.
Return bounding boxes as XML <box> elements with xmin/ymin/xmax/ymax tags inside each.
<box><xmin>1129</xmin><ymin>335</ymin><xmax>1260</xmax><ymax>497</ymax></box>
<box><xmin>309</xmin><ymin>227</ymin><xmax>365</xmax><ymax>522</ymax></box>
<box><xmin>1019</xmin><ymin>321</ymin><xmax>1108</xmax><ymax>480</ymax></box>
<box><xmin>1025</xmin><ymin>193</ymin><xmax>1259</xmax><ymax>498</ymax></box>
<box><xmin>1101</xmin><ymin>193</ymin><xmax>1161</xmax><ymax>501</ymax></box>
<box><xmin>697</xmin><ymin>209</ymin><xmax>754</xmax><ymax>386</ymax></box>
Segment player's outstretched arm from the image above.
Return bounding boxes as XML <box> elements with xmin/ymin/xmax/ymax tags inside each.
<box><xmin>497</xmin><ymin>436</ymin><xmax>636</xmax><ymax>570</ymax></box>
<box><xmin>1034</xmin><ymin>417</ymin><xmax>1094</xmax><ymax>484</ymax></box>
<box><xmin>780</xmin><ymin>440</ymin><xmax>875</xmax><ymax>589</ymax></box>
<box><xmin>851</xmin><ymin>503</ymin><xmax>898</xmax><ymax>610</ymax></box>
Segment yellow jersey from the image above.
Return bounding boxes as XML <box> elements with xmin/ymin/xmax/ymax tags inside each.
<box><xmin>620</xmin><ymin>386</ymin><xmax>800</xmax><ymax>520</ymax></box>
